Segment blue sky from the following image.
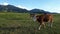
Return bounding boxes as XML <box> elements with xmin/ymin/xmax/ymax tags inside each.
<box><xmin>0</xmin><ymin>0</ymin><xmax>60</xmax><ymax>13</ymax></box>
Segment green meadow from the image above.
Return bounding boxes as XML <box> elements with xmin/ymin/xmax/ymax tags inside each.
<box><xmin>0</xmin><ymin>12</ymin><xmax>60</xmax><ymax>34</ymax></box>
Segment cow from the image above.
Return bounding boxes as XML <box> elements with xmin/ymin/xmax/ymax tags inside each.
<box><xmin>30</xmin><ymin>13</ymin><xmax>53</xmax><ymax>30</ymax></box>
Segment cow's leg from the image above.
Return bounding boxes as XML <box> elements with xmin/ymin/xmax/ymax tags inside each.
<box><xmin>50</xmin><ymin>18</ymin><xmax>53</xmax><ymax>28</ymax></box>
<box><xmin>48</xmin><ymin>22</ymin><xmax>53</xmax><ymax>28</ymax></box>
<box><xmin>38</xmin><ymin>22</ymin><xmax>46</xmax><ymax>30</ymax></box>
<box><xmin>38</xmin><ymin>24</ymin><xmax>42</xmax><ymax>30</ymax></box>
<box><xmin>47</xmin><ymin>19</ymin><xmax>50</xmax><ymax>26</ymax></box>
<box><xmin>50</xmin><ymin>23</ymin><xmax>53</xmax><ymax>27</ymax></box>
<box><xmin>42</xmin><ymin>22</ymin><xmax>46</xmax><ymax>28</ymax></box>
<box><xmin>50</xmin><ymin>20</ymin><xmax>53</xmax><ymax>27</ymax></box>
<box><xmin>38</xmin><ymin>23</ymin><xmax>42</xmax><ymax>30</ymax></box>
<box><xmin>48</xmin><ymin>19</ymin><xmax>53</xmax><ymax>28</ymax></box>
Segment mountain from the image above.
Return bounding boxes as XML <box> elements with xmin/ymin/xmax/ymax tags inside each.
<box><xmin>0</xmin><ymin>5</ymin><xmax>28</xmax><ymax>13</ymax></box>
<box><xmin>29</xmin><ymin>9</ymin><xmax>51</xmax><ymax>14</ymax></box>
<box><xmin>0</xmin><ymin>4</ymin><xmax>59</xmax><ymax>14</ymax></box>
<box><xmin>0</xmin><ymin>5</ymin><xmax>6</xmax><ymax>11</ymax></box>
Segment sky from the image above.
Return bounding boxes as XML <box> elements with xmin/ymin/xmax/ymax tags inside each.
<box><xmin>0</xmin><ymin>0</ymin><xmax>60</xmax><ymax>13</ymax></box>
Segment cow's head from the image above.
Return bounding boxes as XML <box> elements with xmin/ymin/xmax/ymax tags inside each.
<box><xmin>30</xmin><ymin>14</ymin><xmax>37</xmax><ymax>21</ymax></box>
<box><xmin>32</xmin><ymin>15</ymin><xmax>37</xmax><ymax>21</ymax></box>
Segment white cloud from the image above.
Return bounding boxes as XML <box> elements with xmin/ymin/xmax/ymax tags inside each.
<box><xmin>17</xmin><ymin>5</ymin><xmax>26</xmax><ymax>8</ymax></box>
<box><xmin>0</xmin><ymin>3</ymin><xmax>30</xmax><ymax>10</ymax></box>
<box><xmin>15</xmin><ymin>5</ymin><xmax>30</xmax><ymax>10</ymax></box>
<box><xmin>3</xmin><ymin>2</ymin><xmax>8</xmax><ymax>5</ymax></box>
<box><xmin>49</xmin><ymin>7</ymin><xmax>60</xmax><ymax>13</ymax></box>
<box><xmin>41</xmin><ymin>5</ymin><xmax>60</xmax><ymax>13</ymax></box>
<box><xmin>51</xmin><ymin>9</ymin><xmax>60</xmax><ymax>13</ymax></box>
<box><xmin>0</xmin><ymin>2</ymin><xmax>9</xmax><ymax>5</ymax></box>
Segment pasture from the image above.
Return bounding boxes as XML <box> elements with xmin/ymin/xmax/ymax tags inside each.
<box><xmin>0</xmin><ymin>12</ymin><xmax>60</xmax><ymax>34</ymax></box>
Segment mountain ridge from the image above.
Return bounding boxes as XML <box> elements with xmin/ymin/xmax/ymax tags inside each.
<box><xmin>0</xmin><ymin>4</ymin><xmax>58</xmax><ymax>14</ymax></box>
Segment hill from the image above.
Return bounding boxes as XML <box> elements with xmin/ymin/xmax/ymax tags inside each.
<box><xmin>0</xmin><ymin>5</ymin><xmax>28</xmax><ymax>13</ymax></box>
<box><xmin>29</xmin><ymin>9</ymin><xmax>51</xmax><ymax>14</ymax></box>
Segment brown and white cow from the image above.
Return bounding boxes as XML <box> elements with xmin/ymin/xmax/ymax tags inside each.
<box><xmin>30</xmin><ymin>13</ymin><xmax>53</xmax><ymax>30</ymax></box>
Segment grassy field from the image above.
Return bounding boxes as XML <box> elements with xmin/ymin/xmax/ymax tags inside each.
<box><xmin>0</xmin><ymin>12</ymin><xmax>60</xmax><ymax>34</ymax></box>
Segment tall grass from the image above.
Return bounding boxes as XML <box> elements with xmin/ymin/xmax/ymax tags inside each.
<box><xmin>0</xmin><ymin>12</ymin><xmax>60</xmax><ymax>34</ymax></box>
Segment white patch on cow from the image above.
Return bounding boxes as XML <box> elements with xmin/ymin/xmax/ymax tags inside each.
<box><xmin>32</xmin><ymin>15</ymin><xmax>36</xmax><ymax>21</ymax></box>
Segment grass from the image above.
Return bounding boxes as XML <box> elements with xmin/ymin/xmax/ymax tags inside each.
<box><xmin>0</xmin><ymin>12</ymin><xmax>60</xmax><ymax>34</ymax></box>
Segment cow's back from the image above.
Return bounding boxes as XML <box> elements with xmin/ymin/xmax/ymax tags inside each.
<box><xmin>36</xmin><ymin>14</ymin><xmax>53</xmax><ymax>22</ymax></box>
<box><xmin>43</xmin><ymin>14</ymin><xmax>53</xmax><ymax>22</ymax></box>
